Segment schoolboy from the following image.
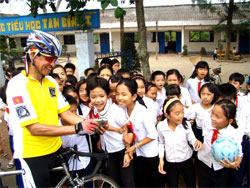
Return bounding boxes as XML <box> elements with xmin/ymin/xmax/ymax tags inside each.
<box><xmin>64</xmin><ymin>63</ymin><xmax>76</xmax><ymax>75</ymax></box>
<box><xmin>84</xmin><ymin>67</ymin><xmax>94</xmax><ymax>78</ymax></box>
<box><xmin>116</xmin><ymin>68</ymin><xmax>131</xmax><ymax>79</ymax></box>
<box><xmin>151</xmin><ymin>71</ymin><xmax>166</xmax><ymax>110</ymax></box>
<box><xmin>229</xmin><ymin>72</ymin><xmax>245</xmax><ymax>97</ymax></box>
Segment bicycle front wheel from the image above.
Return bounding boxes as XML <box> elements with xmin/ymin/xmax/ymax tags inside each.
<box><xmin>83</xmin><ymin>174</ymin><xmax>119</xmax><ymax>188</ymax></box>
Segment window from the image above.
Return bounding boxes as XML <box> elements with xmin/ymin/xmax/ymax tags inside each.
<box><xmin>221</xmin><ymin>32</ymin><xmax>237</xmax><ymax>42</ymax></box>
<box><xmin>189</xmin><ymin>31</ymin><xmax>214</xmax><ymax>42</ymax></box>
<box><xmin>93</xmin><ymin>33</ymin><xmax>99</xmax><ymax>44</ymax></box>
<box><xmin>63</xmin><ymin>35</ymin><xmax>75</xmax><ymax>45</ymax></box>
<box><xmin>165</xmin><ymin>32</ymin><xmax>176</xmax><ymax>41</ymax></box>
<box><xmin>9</xmin><ymin>38</ymin><xmax>17</xmax><ymax>49</ymax></box>
<box><xmin>21</xmin><ymin>37</ymin><xmax>27</xmax><ymax>47</ymax></box>
<box><xmin>151</xmin><ymin>32</ymin><xmax>156</xmax><ymax>42</ymax></box>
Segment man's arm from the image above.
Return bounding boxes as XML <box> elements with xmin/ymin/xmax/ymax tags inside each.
<box><xmin>59</xmin><ymin>110</ymin><xmax>84</xmax><ymax>125</ymax></box>
<box><xmin>26</xmin><ymin>123</ymin><xmax>76</xmax><ymax>136</ymax></box>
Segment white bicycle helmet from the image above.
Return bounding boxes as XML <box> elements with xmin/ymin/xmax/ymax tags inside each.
<box><xmin>26</xmin><ymin>30</ymin><xmax>62</xmax><ymax>57</ymax></box>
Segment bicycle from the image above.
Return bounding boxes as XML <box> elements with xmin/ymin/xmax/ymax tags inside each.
<box><xmin>0</xmin><ymin>147</ymin><xmax>119</xmax><ymax>188</ymax></box>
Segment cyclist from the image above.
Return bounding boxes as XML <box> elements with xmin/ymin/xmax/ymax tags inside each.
<box><xmin>6</xmin><ymin>30</ymin><xmax>102</xmax><ymax>187</ymax></box>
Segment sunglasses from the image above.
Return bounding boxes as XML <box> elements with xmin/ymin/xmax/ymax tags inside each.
<box><xmin>44</xmin><ymin>56</ymin><xmax>58</xmax><ymax>63</ymax></box>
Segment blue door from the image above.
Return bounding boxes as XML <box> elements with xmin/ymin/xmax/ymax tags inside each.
<box><xmin>158</xmin><ymin>32</ymin><xmax>165</xmax><ymax>53</ymax></box>
<box><xmin>238</xmin><ymin>30</ymin><xmax>250</xmax><ymax>54</ymax></box>
<box><xmin>100</xmin><ymin>33</ymin><xmax>110</xmax><ymax>53</ymax></box>
<box><xmin>176</xmin><ymin>32</ymin><xmax>181</xmax><ymax>53</ymax></box>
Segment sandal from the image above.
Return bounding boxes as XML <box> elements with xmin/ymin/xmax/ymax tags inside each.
<box><xmin>6</xmin><ymin>162</ymin><xmax>14</xmax><ymax>169</ymax></box>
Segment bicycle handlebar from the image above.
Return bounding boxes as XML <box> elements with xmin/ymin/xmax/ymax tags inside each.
<box><xmin>58</xmin><ymin>148</ymin><xmax>108</xmax><ymax>180</ymax></box>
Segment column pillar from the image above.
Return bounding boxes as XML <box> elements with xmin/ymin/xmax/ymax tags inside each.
<box><xmin>75</xmin><ymin>30</ymin><xmax>95</xmax><ymax>79</ymax></box>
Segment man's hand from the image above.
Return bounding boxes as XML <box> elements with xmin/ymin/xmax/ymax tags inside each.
<box><xmin>75</xmin><ymin>119</ymin><xmax>98</xmax><ymax>134</ymax></box>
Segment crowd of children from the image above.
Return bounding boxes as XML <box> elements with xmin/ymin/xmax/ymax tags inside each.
<box><xmin>0</xmin><ymin>58</ymin><xmax>249</xmax><ymax>188</ymax></box>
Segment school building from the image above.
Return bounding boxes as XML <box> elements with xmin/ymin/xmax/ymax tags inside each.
<box><xmin>1</xmin><ymin>4</ymin><xmax>250</xmax><ymax>55</ymax></box>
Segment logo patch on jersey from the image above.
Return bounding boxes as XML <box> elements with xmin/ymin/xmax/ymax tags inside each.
<box><xmin>16</xmin><ymin>106</ymin><xmax>30</xmax><ymax>119</ymax></box>
<box><xmin>12</xmin><ymin>96</ymin><xmax>24</xmax><ymax>105</ymax></box>
<box><xmin>49</xmin><ymin>87</ymin><xmax>56</xmax><ymax>97</ymax></box>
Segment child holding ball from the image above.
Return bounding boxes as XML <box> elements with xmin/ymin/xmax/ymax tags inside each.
<box><xmin>198</xmin><ymin>99</ymin><xmax>243</xmax><ymax>187</ymax></box>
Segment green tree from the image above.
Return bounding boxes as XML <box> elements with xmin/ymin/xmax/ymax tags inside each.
<box><xmin>121</xmin><ymin>36</ymin><xmax>140</xmax><ymax>73</ymax></box>
<box><xmin>192</xmin><ymin>0</ymin><xmax>249</xmax><ymax>59</ymax></box>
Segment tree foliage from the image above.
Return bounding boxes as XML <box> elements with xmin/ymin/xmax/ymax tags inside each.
<box><xmin>192</xmin><ymin>0</ymin><xmax>249</xmax><ymax>59</ymax></box>
<box><xmin>121</xmin><ymin>36</ymin><xmax>140</xmax><ymax>73</ymax></box>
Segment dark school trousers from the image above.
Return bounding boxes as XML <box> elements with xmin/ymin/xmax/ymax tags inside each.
<box><xmin>134</xmin><ymin>155</ymin><xmax>162</xmax><ymax>187</ymax></box>
<box><xmin>199</xmin><ymin>160</ymin><xmax>232</xmax><ymax>187</ymax></box>
<box><xmin>165</xmin><ymin>157</ymin><xmax>195</xmax><ymax>188</ymax></box>
<box><xmin>105</xmin><ymin>149</ymin><xmax>135</xmax><ymax>187</ymax></box>
<box><xmin>23</xmin><ymin>147</ymin><xmax>63</xmax><ymax>187</ymax></box>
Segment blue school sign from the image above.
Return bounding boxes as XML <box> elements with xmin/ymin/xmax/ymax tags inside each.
<box><xmin>0</xmin><ymin>9</ymin><xmax>100</xmax><ymax>35</ymax></box>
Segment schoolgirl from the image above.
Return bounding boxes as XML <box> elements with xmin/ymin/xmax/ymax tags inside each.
<box><xmin>116</xmin><ymin>78</ymin><xmax>160</xmax><ymax>187</ymax></box>
<box><xmin>185</xmin><ymin>61</ymin><xmax>210</xmax><ymax>104</ymax></box>
<box><xmin>51</xmin><ymin>64</ymin><xmax>67</xmax><ymax>91</ymax></box>
<box><xmin>151</xmin><ymin>71</ymin><xmax>166</xmax><ymax>110</ymax></box>
<box><xmin>77</xmin><ymin>79</ymin><xmax>91</xmax><ymax>118</ymax></box>
<box><xmin>145</xmin><ymin>82</ymin><xmax>162</xmax><ymax>121</ymax></box>
<box><xmin>98</xmin><ymin>64</ymin><xmax>113</xmax><ymax>81</ymax></box>
<box><xmin>132</xmin><ymin>74</ymin><xmax>159</xmax><ymax>125</ymax></box>
<box><xmin>157</xmin><ymin>98</ymin><xmax>203</xmax><ymax>188</ymax></box>
<box><xmin>62</xmin><ymin>85</ymin><xmax>79</xmax><ymax>105</ymax></box>
<box><xmin>187</xmin><ymin>83</ymin><xmax>219</xmax><ymax>141</ymax></box>
<box><xmin>166</xmin><ymin>84</ymin><xmax>189</xmax><ymax>118</ymax></box>
<box><xmin>61</xmin><ymin>95</ymin><xmax>93</xmax><ymax>185</ymax></box>
<box><xmin>166</xmin><ymin>69</ymin><xmax>192</xmax><ymax>108</ymax></box>
<box><xmin>86</xmin><ymin>76</ymin><xmax>135</xmax><ymax>187</ymax></box>
<box><xmin>108</xmin><ymin>75</ymin><xmax>120</xmax><ymax>104</ymax></box>
<box><xmin>198</xmin><ymin>99</ymin><xmax>243</xmax><ymax>187</ymax></box>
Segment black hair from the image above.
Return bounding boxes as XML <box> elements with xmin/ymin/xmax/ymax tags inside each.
<box><xmin>166</xmin><ymin>69</ymin><xmax>183</xmax><ymax>83</ymax></box>
<box><xmin>64</xmin><ymin>63</ymin><xmax>76</xmax><ymax>73</ymax></box>
<box><xmin>77</xmin><ymin>79</ymin><xmax>87</xmax><ymax>92</ymax></box>
<box><xmin>151</xmin><ymin>70</ymin><xmax>165</xmax><ymax>81</ymax></box>
<box><xmin>109</xmin><ymin>74</ymin><xmax>120</xmax><ymax>84</ymax></box>
<box><xmin>190</xmin><ymin>61</ymin><xmax>210</xmax><ymax>82</ymax></box>
<box><xmin>62</xmin><ymin>85</ymin><xmax>78</xmax><ymax>96</ymax></box>
<box><xmin>199</xmin><ymin>83</ymin><xmax>219</xmax><ymax>105</ymax></box>
<box><xmin>66</xmin><ymin>75</ymin><xmax>78</xmax><ymax>86</ymax></box>
<box><xmin>117</xmin><ymin>78</ymin><xmax>147</xmax><ymax>108</ymax></box>
<box><xmin>218</xmin><ymin>83</ymin><xmax>237</xmax><ymax>101</ymax></box>
<box><xmin>111</xmin><ymin>59</ymin><xmax>120</xmax><ymax>66</ymax></box>
<box><xmin>116</xmin><ymin>68</ymin><xmax>131</xmax><ymax>78</ymax></box>
<box><xmin>100</xmin><ymin>57</ymin><xmax>112</xmax><ymax>67</ymax></box>
<box><xmin>84</xmin><ymin>67</ymin><xmax>95</xmax><ymax>77</ymax></box>
<box><xmin>229</xmin><ymin>72</ymin><xmax>245</xmax><ymax>85</ymax></box>
<box><xmin>12</xmin><ymin>69</ymin><xmax>22</xmax><ymax>77</ymax></box>
<box><xmin>5</xmin><ymin>67</ymin><xmax>15</xmax><ymax>79</ymax></box>
<box><xmin>166</xmin><ymin>84</ymin><xmax>181</xmax><ymax>97</ymax></box>
<box><xmin>215</xmin><ymin>99</ymin><xmax>238</xmax><ymax>129</ymax></box>
<box><xmin>51</xmin><ymin>64</ymin><xmax>66</xmax><ymax>74</ymax></box>
<box><xmin>64</xmin><ymin>94</ymin><xmax>77</xmax><ymax>106</ymax></box>
<box><xmin>161</xmin><ymin>98</ymin><xmax>188</xmax><ymax>129</ymax></box>
<box><xmin>98</xmin><ymin>64</ymin><xmax>113</xmax><ymax>75</ymax></box>
<box><xmin>87</xmin><ymin>72</ymin><xmax>98</xmax><ymax>81</ymax></box>
<box><xmin>145</xmin><ymin>82</ymin><xmax>157</xmax><ymax>93</ymax></box>
<box><xmin>50</xmin><ymin>73</ymin><xmax>60</xmax><ymax>80</ymax></box>
<box><xmin>131</xmin><ymin>74</ymin><xmax>146</xmax><ymax>86</ymax></box>
<box><xmin>86</xmin><ymin>76</ymin><xmax>110</xmax><ymax>96</ymax></box>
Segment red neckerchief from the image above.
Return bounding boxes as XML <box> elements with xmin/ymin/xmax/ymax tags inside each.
<box><xmin>211</xmin><ymin>129</ymin><xmax>220</xmax><ymax>144</ymax></box>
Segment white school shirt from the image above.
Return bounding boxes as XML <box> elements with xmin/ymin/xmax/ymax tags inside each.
<box><xmin>187</xmin><ymin>103</ymin><xmax>214</xmax><ymax>129</ymax></box>
<box><xmin>61</xmin><ymin>134</ymin><xmax>90</xmax><ymax>171</ymax></box>
<box><xmin>3</xmin><ymin>107</ymin><xmax>14</xmax><ymax>136</ymax></box>
<box><xmin>124</xmin><ymin>101</ymin><xmax>159</xmax><ymax>158</ymax></box>
<box><xmin>143</xmin><ymin>96</ymin><xmax>158</xmax><ymax>125</ymax></box>
<box><xmin>238</xmin><ymin>91</ymin><xmax>245</xmax><ymax>97</ymax></box>
<box><xmin>78</xmin><ymin>103</ymin><xmax>90</xmax><ymax>118</ymax></box>
<box><xmin>157</xmin><ymin>119</ymin><xmax>197</xmax><ymax>163</ymax></box>
<box><xmin>0</xmin><ymin>98</ymin><xmax>6</xmax><ymax>109</ymax></box>
<box><xmin>156</xmin><ymin>87</ymin><xmax>166</xmax><ymax>111</ymax></box>
<box><xmin>237</xmin><ymin>93</ymin><xmax>250</xmax><ymax>137</ymax></box>
<box><xmin>198</xmin><ymin>124</ymin><xmax>243</xmax><ymax>171</ymax></box>
<box><xmin>185</xmin><ymin>77</ymin><xmax>206</xmax><ymax>103</ymax></box>
<box><xmin>180</xmin><ymin>86</ymin><xmax>192</xmax><ymax>107</ymax></box>
<box><xmin>98</xmin><ymin>98</ymin><xmax>127</xmax><ymax>153</ymax></box>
